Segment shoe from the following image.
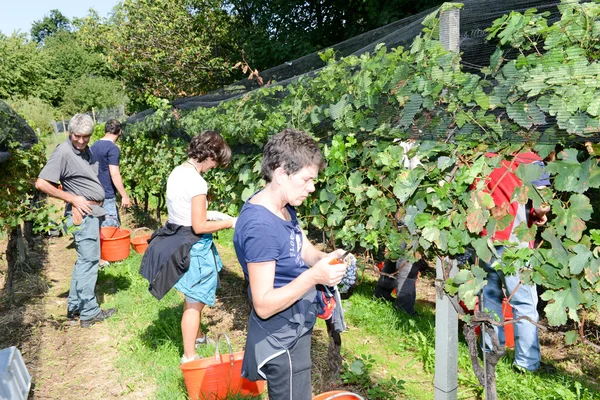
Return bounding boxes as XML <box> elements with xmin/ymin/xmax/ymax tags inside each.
<box><xmin>67</xmin><ymin>309</ymin><xmax>80</xmax><ymax>319</ymax></box>
<box><xmin>181</xmin><ymin>354</ymin><xmax>202</xmax><ymax>364</ymax></box>
<box><xmin>99</xmin><ymin>260</ymin><xmax>110</xmax><ymax>269</ymax></box>
<box><xmin>80</xmin><ymin>308</ymin><xmax>116</xmax><ymax>328</ymax></box>
<box><xmin>513</xmin><ymin>361</ymin><xmax>556</xmax><ymax>374</ymax></box>
<box><xmin>195</xmin><ymin>334</ymin><xmax>215</xmax><ymax>348</ymax></box>
<box><xmin>536</xmin><ymin>361</ymin><xmax>557</xmax><ymax>374</ymax></box>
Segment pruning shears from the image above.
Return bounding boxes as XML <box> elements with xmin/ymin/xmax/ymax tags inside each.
<box><xmin>329</xmin><ymin>250</ymin><xmax>350</xmax><ymax>265</ymax></box>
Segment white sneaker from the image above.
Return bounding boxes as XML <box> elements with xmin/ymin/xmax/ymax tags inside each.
<box><xmin>195</xmin><ymin>335</ymin><xmax>215</xmax><ymax>348</ymax></box>
<box><xmin>180</xmin><ymin>354</ymin><xmax>202</xmax><ymax>364</ymax></box>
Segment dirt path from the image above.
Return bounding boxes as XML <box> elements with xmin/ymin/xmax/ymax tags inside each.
<box><xmin>27</xmin><ymin>233</ymin><xmax>152</xmax><ymax>399</ymax></box>
<box><xmin>1</xmin><ymin>225</ymin><xmax>598</xmax><ymax>399</ymax></box>
<box><xmin>0</xmin><ymin>228</ymin><xmax>153</xmax><ymax>399</ymax></box>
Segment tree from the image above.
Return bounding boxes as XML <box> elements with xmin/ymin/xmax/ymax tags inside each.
<box><xmin>30</xmin><ymin>9</ymin><xmax>72</xmax><ymax>44</ymax></box>
<box><xmin>8</xmin><ymin>96</ymin><xmax>56</xmax><ymax>136</ymax></box>
<box><xmin>61</xmin><ymin>75</ymin><xmax>127</xmax><ymax>115</ymax></box>
<box><xmin>0</xmin><ymin>33</ymin><xmax>53</xmax><ymax>100</ymax></box>
<box><xmin>102</xmin><ymin>0</ymin><xmax>238</xmax><ymax>104</ymax></box>
<box><xmin>226</xmin><ymin>0</ymin><xmax>447</xmax><ymax>71</ymax></box>
<box><xmin>41</xmin><ymin>30</ymin><xmax>114</xmax><ymax>106</ymax></box>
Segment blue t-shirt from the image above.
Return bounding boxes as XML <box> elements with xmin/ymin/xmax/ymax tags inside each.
<box><xmin>233</xmin><ymin>197</ymin><xmax>309</xmax><ymax>289</ymax></box>
<box><xmin>90</xmin><ymin>139</ymin><xmax>120</xmax><ymax>198</ymax></box>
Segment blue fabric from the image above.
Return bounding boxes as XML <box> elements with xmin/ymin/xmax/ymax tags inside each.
<box><xmin>174</xmin><ymin>235</ymin><xmax>222</xmax><ymax>306</ymax></box>
<box><xmin>480</xmin><ymin>246</ymin><xmax>541</xmax><ymax>371</ymax></box>
<box><xmin>233</xmin><ymin>198</ymin><xmax>308</xmax><ymax>288</ymax></box>
<box><xmin>101</xmin><ymin>196</ymin><xmax>120</xmax><ymax>227</ymax></box>
<box><xmin>66</xmin><ymin>212</ymin><xmax>101</xmax><ymax>320</ymax></box>
<box><xmin>531</xmin><ymin>160</ymin><xmax>551</xmax><ymax>187</ymax></box>
<box><xmin>90</xmin><ymin>140</ymin><xmax>120</xmax><ymax>198</ymax></box>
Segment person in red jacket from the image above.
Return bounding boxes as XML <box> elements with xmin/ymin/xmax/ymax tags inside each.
<box><xmin>479</xmin><ymin>151</ymin><xmax>552</xmax><ymax>373</ymax></box>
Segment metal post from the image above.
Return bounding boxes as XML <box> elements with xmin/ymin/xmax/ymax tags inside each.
<box><xmin>434</xmin><ymin>5</ymin><xmax>460</xmax><ymax>400</ymax></box>
<box><xmin>440</xmin><ymin>7</ymin><xmax>460</xmax><ymax>53</ymax></box>
<box><xmin>434</xmin><ymin>257</ymin><xmax>458</xmax><ymax>400</ymax></box>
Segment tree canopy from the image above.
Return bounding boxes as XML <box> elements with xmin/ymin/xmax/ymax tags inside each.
<box><xmin>226</xmin><ymin>0</ymin><xmax>447</xmax><ymax>70</ymax></box>
<box><xmin>98</xmin><ymin>0</ymin><xmax>238</xmax><ymax>104</ymax></box>
<box><xmin>30</xmin><ymin>9</ymin><xmax>72</xmax><ymax>44</ymax></box>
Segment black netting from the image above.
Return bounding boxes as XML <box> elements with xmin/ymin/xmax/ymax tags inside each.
<box><xmin>0</xmin><ymin>99</ymin><xmax>38</xmax><ymax>163</ymax></box>
<box><xmin>127</xmin><ymin>0</ymin><xmax>582</xmax><ymax>144</ymax></box>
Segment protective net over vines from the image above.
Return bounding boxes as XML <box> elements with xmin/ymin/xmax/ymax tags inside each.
<box><xmin>0</xmin><ymin>99</ymin><xmax>38</xmax><ymax>164</ymax></box>
<box><xmin>127</xmin><ymin>0</ymin><xmax>575</xmax><ymax>144</ymax></box>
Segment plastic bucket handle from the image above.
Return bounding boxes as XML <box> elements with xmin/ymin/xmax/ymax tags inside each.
<box><xmin>215</xmin><ymin>333</ymin><xmax>235</xmax><ymax>366</ymax></box>
<box><xmin>106</xmin><ymin>227</ymin><xmax>122</xmax><ymax>239</ymax></box>
<box><xmin>131</xmin><ymin>227</ymin><xmax>152</xmax><ymax>239</ymax></box>
<box><xmin>325</xmin><ymin>393</ymin><xmax>365</xmax><ymax>400</ymax></box>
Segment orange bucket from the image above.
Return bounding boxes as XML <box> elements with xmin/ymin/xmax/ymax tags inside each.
<box><xmin>180</xmin><ymin>333</ymin><xmax>265</xmax><ymax>400</ymax></box>
<box><xmin>313</xmin><ymin>391</ymin><xmax>364</xmax><ymax>400</ymax></box>
<box><xmin>502</xmin><ymin>298</ymin><xmax>515</xmax><ymax>348</ymax></box>
<box><xmin>100</xmin><ymin>227</ymin><xmax>131</xmax><ymax>262</ymax></box>
<box><xmin>130</xmin><ymin>227</ymin><xmax>152</xmax><ymax>254</ymax></box>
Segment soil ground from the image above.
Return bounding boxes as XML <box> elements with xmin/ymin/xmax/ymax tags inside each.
<box><xmin>1</xmin><ymin>214</ymin><xmax>599</xmax><ymax>399</ymax></box>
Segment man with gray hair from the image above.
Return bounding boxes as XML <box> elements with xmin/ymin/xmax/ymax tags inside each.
<box><xmin>35</xmin><ymin>114</ymin><xmax>116</xmax><ymax>328</ymax></box>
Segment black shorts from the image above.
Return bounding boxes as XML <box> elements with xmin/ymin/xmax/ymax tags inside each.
<box><xmin>261</xmin><ymin>329</ymin><xmax>312</xmax><ymax>400</ymax></box>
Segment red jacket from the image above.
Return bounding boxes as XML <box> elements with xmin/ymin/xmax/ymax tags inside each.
<box><xmin>484</xmin><ymin>151</ymin><xmax>543</xmax><ymax>241</ymax></box>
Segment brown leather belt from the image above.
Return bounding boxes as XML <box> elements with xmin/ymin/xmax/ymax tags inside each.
<box><xmin>87</xmin><ymin>200</ymin><xmax>103</xmax><ymax>206</ymax></box>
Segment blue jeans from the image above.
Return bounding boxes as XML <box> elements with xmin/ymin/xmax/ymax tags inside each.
<box><xmin>66</xmin><ymin>213</ymin><xmax>101</xmax><ymax>320</ymax></box>
<box><xmin>480</xmin><ymin>246</ymin><xmax>540</xmax><ymax>371</ymax></box>
<box><xmin>101</xmin><ymin>197</ymin><xmax>120</xmax><ymax>227</ymax></box>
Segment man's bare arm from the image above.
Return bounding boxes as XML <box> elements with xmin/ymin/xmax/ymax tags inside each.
<box><xmin>35</xmin><ymin>178</ymin><xmax>91</xmax><ymax>214</ymax></box>
<box><xmin>108</xmin><ymin>165</ymin><xmax>131</xmax><ymax>207</ymax></box>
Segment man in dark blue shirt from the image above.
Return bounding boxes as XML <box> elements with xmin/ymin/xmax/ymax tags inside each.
<box><xmin>90</xmin><ymin>119</ymin><xmax>131</xmax><ymax>228</ymax></box>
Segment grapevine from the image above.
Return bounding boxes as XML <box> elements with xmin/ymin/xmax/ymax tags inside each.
<box><xmin>121</xmin><ymin>2</ymin><xmax>600</xmax><ymax>342</ymax></box>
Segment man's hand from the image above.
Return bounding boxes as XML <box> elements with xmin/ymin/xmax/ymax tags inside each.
<box><xmin>532</xmin><ymin>203</ymin><xmax>550</xmax><ymax>226</ymax></box>
<box><xmin>121</xmin><ymin>195</ymin><xmax>131</xmax><ymax>209</ymax></box>
<box><xmin>71</xmin><ymin>195</ymin><xmax>92</xmax><ymax>215</ymax></box>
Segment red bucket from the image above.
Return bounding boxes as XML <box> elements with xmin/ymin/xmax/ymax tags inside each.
<box><xmin>180</xmin><ymin>333</ymin><xmax>265</xmax><ymax>400</ymax></box>
<box><xmin>100</xmin><ymin>227</ymin><xmax>131</xmax><ymax>262</ymax></box>
<box><xmin>130</xmin><ymin>227</ymin><xmax>152</xmax><ymax>254</ymax></box>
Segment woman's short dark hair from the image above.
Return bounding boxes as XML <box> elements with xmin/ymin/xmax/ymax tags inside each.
<box><xmin>187</xmin><ymin>131</ymin><xmax>232</xmax><ymax>167</ymax></box>
<box><xmin>261</xmin><ymin>128</ymin><xmax>325</xmax><ymax>182</ymax></box>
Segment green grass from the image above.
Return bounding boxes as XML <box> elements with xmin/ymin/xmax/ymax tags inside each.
<box><xmin>96</xmin><ymin>234</ymin><xmax>600</xmax><ymax>400</ymax></box>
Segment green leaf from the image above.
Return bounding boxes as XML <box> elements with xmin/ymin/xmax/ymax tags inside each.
<box><xmin>569</xmin><ymin>244</ymin><xmax>592</xmax><ymax>275</ymax></box>
<box><xmin>541</xmin><ymin>280</ymin><xmax>584</xmax><ymax>326</ymax></box>
<box><xmin>329</xmin><ymin>96</ymin><xmax>348</xmax><ymax>120</ymax></box>
<box><xmin>587</xmin><ymin>96</ymin><xmax>600</xmax><ymax>117</ymax></box>
<box><xmin>513</xmin><ymin>221</ymin><xmax>537</xmax><ymax>243</ymax></box>
<box><xmin>393</xmin><ymin>169</ymin><xmax>425</xmax><ymax>203</ymax></box>
<box><xmin>466</xmin><ymin>208</ymin><xmax>489</xmax><ymax>234</ymax></box>
<box><xmin>437</xmin><ymin>156</ymin><xmax>454</xmax><ymax>171</ymax></box>
<box><xmin>515</xmin><ymin>162</ymin><xmax>543</xmax><ymax>185</ymax></box>
<box><xmin>472</xmin><ymin>237</ymin><xmax>493</xmax><ymax>264</ymax></box>
<box><xmin>564</xmin><ymin>330</ymin><xmax>578</xmax><ymax>345</ymax></box>
<box><xmin>553</xmin><ymin>194</ymin><xmax>592</xmax><ymax>241</ymax></box>
<box><xmin>506</xmin><ymin>102</ymin><xmax>546</xmax><ymax>129</ymax></box>
<box><xmin>541</xmin><ymin>228</ymin><xmax>570</xmax><ymax>266</ymax></box>
<box><xmin>422</xmin><ymin>226</ymin><xmax>440</xmax><ymax>243</ymax></box>
<box><xmin>474</xmin><ymin>88</ymin><xmax>490</xmax><ymax>110</ymax></box>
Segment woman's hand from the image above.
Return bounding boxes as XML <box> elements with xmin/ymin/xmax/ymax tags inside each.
<box><xmin>328</xmin><ymin>248</ymin><xmax>348</xmax><ymax>261</ymax></box>
<box><xmin>311</xmin><ymin>256</ymin><xmax>347</xmax><ymax>287</ymax></box>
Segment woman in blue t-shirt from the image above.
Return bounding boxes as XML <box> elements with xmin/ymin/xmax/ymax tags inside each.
<box><xmin>233</xmin><ymin>129</ymin><xmax>348</xmax><ymax>400</ymax></box>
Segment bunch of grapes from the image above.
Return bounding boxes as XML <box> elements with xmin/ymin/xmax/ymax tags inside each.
<box><xmin>338</xmin><ymin>254</ymin><xmax>357</xmax><ymax>293</ymax></box>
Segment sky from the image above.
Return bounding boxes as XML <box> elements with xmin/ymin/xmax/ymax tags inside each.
<box><xmin>0</xmin><ymin>0</ymin><xmax>121</xmax><ymax>36</ymax></box>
